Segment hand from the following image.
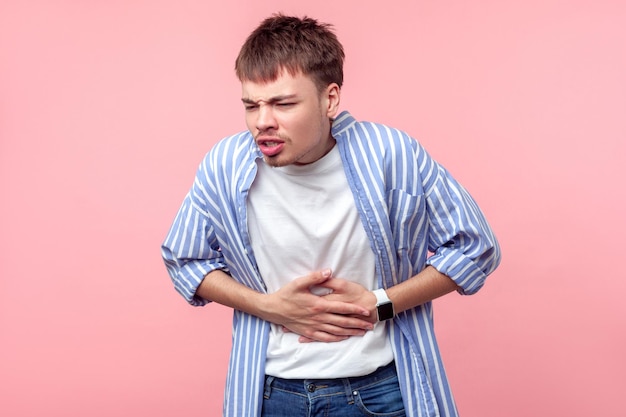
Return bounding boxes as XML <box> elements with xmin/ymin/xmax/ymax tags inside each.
<box><xmin>292</xmin><ymin>276</ymin><xmax>378</xmax><ymax>343</ymax></box>
<box><xmin>319</xmin><ymin>278</ymin><xmax>378</xmax><ymax>324</ymax></box>
<box><xmin>264</xmin><ymin>269</ymin><xmax>374</xmax><ymax>343</ymax></box>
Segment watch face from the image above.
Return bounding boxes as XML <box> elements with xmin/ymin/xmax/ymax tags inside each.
<box><xmin>377</xmin><ymin>302</ymin><xmax>394</xmax><ymax>321</ymax></box>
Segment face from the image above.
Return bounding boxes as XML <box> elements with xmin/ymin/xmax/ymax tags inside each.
<box><xmin>241</xmin><ymin>70</ymin><xmax>340</xmax><ymax>167</ymax></box>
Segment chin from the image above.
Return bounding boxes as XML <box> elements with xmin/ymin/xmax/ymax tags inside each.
<box><xmin>263</xmin><ymin>155</ymin><xmax>290</xmax><ymax>167</ymax></box>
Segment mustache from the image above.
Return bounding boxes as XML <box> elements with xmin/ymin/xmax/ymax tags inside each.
<box><xmin>254</xmin><ymin>130</ymin><xmax>289</xmax><ymax>141</ymax></box>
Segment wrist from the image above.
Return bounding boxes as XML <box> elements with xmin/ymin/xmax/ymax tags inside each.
<box><xmin>254</xmin><ymin>291</ymin><xmax>278</xmax><ymax>324</ymax></box>
<box><xmin>372</xmin><ymin>288</ymin><xmax>395</xmax><ymax>321</ymax></box>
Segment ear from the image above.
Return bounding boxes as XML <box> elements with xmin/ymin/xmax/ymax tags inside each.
<box><xmin>324</xmin><ymin>83</ymin><xmax>341</xmax><ymax>119</ymax></box>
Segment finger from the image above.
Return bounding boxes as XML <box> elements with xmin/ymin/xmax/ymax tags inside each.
<box><xmin>324</xmin><ymin>300</ymin><xmax>371</xmax><ymax>317</ymax></box>
<box><xmin>298</xmin><ymin>332</ymin><xmax>351</xmax><ymax>343</ymax></box>
<box><xmin>283</xmin><ymin>326</ymin><xmax>350</xmax><ymax>343</ymax></box>
<box><xmin>304</xmin><ymin>313</ymin><xmax>372</xmax><ymax>333</ymax></box>
<box><xmin>305</xmin><ymin>324</ymin><xmax>368</xmax><ymax>341</ymax></box>
<box><xmin>299</xmin><ymin>328</ymin><xmax>360</xmax><ymax>343</ymax></box>
<box><xmin>323</xmin><ymin>314</ymin><xmax>374</xmax><ymax>331</ymax></box>
<box><xmin>315</xmin><ymin>277</ymin><xmax>347</xmax><ymax>291</ymax></box>
<box><xmin>302</xmin><ymin>333</ymin><xmax>349</xmax><ymax>343</ymax></box>
<box><xmin>294</xmin><ymin>268</ymin><xmax>332</xmax><ymax>290</ymax></box>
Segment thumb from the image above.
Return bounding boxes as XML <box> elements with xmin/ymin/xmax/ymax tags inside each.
<box><xmin>297</xmin><ymin>268</ymin><xmax>332</xmax><ymax>288</ymax></box>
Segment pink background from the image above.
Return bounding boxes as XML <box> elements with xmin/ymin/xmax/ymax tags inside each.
<box><xmin>1</xmin><ymin>1</ymin><xmax>625</xmax><ymax>416</ymax></box>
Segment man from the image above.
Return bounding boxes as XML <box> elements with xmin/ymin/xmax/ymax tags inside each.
<box><xmin>162</xmin><ymin>14</ymin><xmax>500</xmax><ymax>417</ymax></box>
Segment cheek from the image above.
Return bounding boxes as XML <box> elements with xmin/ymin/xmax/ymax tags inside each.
<box><xmin>290</xmin><ymin>113</ymin><xmax>320</xmax><ymax>137</ymax></box>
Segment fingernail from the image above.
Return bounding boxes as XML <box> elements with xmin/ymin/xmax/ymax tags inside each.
<box><xmin>322</xmin><ymin>269</ymin><xmax>332</xmax><ymax>278</ymax></box>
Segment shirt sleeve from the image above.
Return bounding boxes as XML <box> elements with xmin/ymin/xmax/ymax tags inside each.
<box><xmin>161</xmin><ymin>165</ymin><xmax>228</xmax><ymax>306</ymax></box>
<box><xmin>422</xmin><ymin>153</ymin><xmax>501</xmax><ymax>295</ymax></box>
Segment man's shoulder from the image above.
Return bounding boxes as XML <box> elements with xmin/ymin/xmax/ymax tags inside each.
<box><xmin>336</xmin><ymin>115</ymin><xmax>420</xmax><ymax>161</ymax></box>
<box><xmin>334</xmin><ymin>111</ymin><xmax>415</xmax><ymax>144</ymax></box>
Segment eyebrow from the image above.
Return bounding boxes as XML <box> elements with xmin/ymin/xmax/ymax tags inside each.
<box><xmin>241</xmin><ymin>94</ymin><xmax>298</xmax><ymax>105</ymax></box>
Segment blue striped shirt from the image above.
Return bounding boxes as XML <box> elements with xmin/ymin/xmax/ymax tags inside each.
<box><xmin>161</xmin><ymin>111</ymin><xmax>501</xmax><ymax>417</ymax></box>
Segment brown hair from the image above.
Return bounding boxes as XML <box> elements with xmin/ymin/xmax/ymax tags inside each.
<box><xmin>235</xmin><ymin>14</ymin><xmax>345</xmax><ymax>92</ymax></box>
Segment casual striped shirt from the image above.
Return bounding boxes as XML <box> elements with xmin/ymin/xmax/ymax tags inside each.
<box><xmin>161</xmin><ymin>111</ymin><xmax>501</xmax><ymax>417</ymax></box>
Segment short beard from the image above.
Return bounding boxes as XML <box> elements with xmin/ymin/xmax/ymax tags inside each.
<box><xmin>262</xmin><ymin>154</ymin><xmax>286</xmax><ymax>168</ymax></box>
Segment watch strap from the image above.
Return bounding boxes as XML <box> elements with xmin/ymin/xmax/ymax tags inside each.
<box><xmin>372</xmin><ymin>288</ymin><xmax>394</xmax><ymax>321</ymax></box>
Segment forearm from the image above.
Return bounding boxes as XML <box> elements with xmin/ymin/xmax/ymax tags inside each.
<box><xmin>385</xmin><ymin>266</ymin><xmax>460</xmax><ymax>314</ymax></box>
<box><xmin>196</xmin><ymin>269</ymin><xmax>373</xmax><ymax>342</ymax></box>
<box><xmin>195</xmin><ymin>269</ymin><xmax>269</xmax><ymax>318</ymax></box>
<box><xmin>321</xmin><ymin>266</ymin><xmax>458</xmax><ymax>322</ymax></box>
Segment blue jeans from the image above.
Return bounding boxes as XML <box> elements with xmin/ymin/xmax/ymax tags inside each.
<box><xmin>261</xmin><ymin>361</ymin><xmax>406</xmax><ymax>416</ymax></box>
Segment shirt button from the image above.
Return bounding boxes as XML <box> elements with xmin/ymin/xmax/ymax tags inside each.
<box><xmin>307</xmin><ymin>383</ymin><xmax>316</xmax><ymax>392</ymax></box>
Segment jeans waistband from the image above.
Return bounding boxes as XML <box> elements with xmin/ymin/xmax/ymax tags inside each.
<box><xmin>263</xmin><ymin>361</ymin><xmax>397</xmax><ymax>401</ymax></box>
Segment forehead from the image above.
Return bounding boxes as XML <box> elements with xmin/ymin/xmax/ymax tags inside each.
<box><xmin>241</xmin><ymin>70</ymin><xmax>318</xmax><ymax>101</ymax></box>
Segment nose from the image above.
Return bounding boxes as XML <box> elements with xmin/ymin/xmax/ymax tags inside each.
<box><xmin>256</xmin><ymin>104</ymin><xmax>277</xmax><ymax>132</ymax></box>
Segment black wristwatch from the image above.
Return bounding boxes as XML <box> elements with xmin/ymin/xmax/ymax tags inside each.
<box><xmin>373</xmin><ymin>288</ymin><xmax>394</xmax><ymax>321</ymax></box>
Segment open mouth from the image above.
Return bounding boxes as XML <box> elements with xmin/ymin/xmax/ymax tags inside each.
<box><xmin>257</xmin><ymin>138</ymin><xmax>285</xmax><ymax>157</ymax></box>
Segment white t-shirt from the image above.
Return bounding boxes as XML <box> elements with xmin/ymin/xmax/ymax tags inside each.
<box><xmin>247</xmin><ymin>145</ymin><xmax>394</xmax><ymax>379</ymax></box>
